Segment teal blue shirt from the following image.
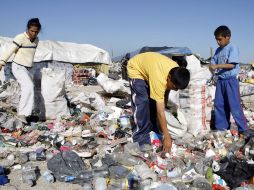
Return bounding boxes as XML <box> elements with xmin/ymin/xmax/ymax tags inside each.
<box><xmin>211</xmin><ymin>43</ymin><xmax>240</xmax><ymax>79</ymax></box>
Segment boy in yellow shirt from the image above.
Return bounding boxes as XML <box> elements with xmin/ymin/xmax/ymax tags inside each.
<box><xmin>127</xmin><ymin>52</ymin><xmax>190</xmax><ymax>152</ymax></box>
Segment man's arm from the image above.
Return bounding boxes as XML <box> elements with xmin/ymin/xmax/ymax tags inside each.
<box><xmin>156</xmin><ymin>101</ymin><xmax>172</xmax><ymax>152</ymax></box>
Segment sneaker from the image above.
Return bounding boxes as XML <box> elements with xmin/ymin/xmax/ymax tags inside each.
<box><xmin>15</xmin><ymin>115</ymin><xmax>27</xmax><ymax>124</ymax></box>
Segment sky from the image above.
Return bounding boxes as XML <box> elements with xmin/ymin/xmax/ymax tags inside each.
<box><xmin>0</xmin><ymin>0</ymin><xmax>253</xmax><ymax>63</ymax></box>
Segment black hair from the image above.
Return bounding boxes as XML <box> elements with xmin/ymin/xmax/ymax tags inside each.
<box><xmin>172</xmin><ymin>56</ymin><xmax>187</xmax><ymax>68</ymax></box>
<box><xmin>214</xmin><ymin>25</ymin><xmax>231</xmax><ymax>37</ymax></box>
<box><xmin>27</xmin><ymin>18</ymin><xmax>41</xmax><ymax>31</ymax></box>
<box><xmin>169</xmin><ymin>67</ymin><xmax>190</xmax><ymax>89</ymax></box>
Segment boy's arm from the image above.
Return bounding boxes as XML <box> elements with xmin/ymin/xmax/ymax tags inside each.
<box><xmin>156</xmin><ymin>101</ymin><xmax>172</xmax><ymax>153</ymax></box>
<box><xmin>209</xmin><ymin>63</ymin><xmax>235</xmax><ymax>72</ymax></box>
<box><xmin>164</xmin><ymin>89</ymin><xmax>170</xmax><ymax>107</ymax></box>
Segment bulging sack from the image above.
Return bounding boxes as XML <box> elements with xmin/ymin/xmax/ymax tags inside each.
<box><xmin>41</xmin><ymin>68</ymin><xmax>69</xmax><ymax>119</ymax></box>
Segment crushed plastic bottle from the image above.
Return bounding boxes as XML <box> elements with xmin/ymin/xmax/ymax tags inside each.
<box><xmin>111</xmin><ymin>152</ymin><xmax>141</xmax><ymax>166</ymax></box>
<box><xmin>43</xmin><ymin>170</ymin><xmax>55</xmax><ymax>183</ymax></box>
<box><xmin>192</xmin><ymin>177</ymin><xmax>212</xmax><ymax>190</ymax></box>
<box><xmin>71</xmin><ymin>171</ymin><xmax>93</xmax><ymax>184</ymax></box>
<box><xmin>21</xmin><ymin>163</ymin><xmax>37</xmax><ymax>187</ymax></box>
<box><xmin>107</xmin><ymin>178</ymin><xmax>129</xmax><ymax>190</ymax></box>
<box><xmin>94</xmin><ymin>177</ymin><xmax>107</xmax><ymax>190</ymax></box>
<box><xmin>93</xmin><ymin>167</ymin><xmax>109</xmax><ymax>178</ymax></box>
<box><xmin>83</xmin><ymin>182</ymin><xmax>93</xmax><ymax>190</ymax></box>
<box><xmin>16</xmin><ymin>152</ymin><xmax>29</xmax><ymax>164</ymax></box>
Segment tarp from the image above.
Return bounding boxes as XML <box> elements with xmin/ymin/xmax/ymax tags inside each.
<box><xmin>112</xmin><ymin>46</ymin><xmax>192</xmax><ymax>62</ymax></box>
<box><xmin>0</xmin><ymin>36</ymin><xmax>111</xmax><ymax>64</ymax></box>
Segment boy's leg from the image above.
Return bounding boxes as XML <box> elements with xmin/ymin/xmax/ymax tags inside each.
<box><xmin>214</xmin><ymin>80</ymin><xmax>231</xmax><ymax>130</ymax></box>
<box><xmin>130</xmin><ymin>79</ymin><xmax>153</xmax><ymax>145</ymax></box>
<box><xmin>226</xmin><ymin>78</ymin><xmax>248</xmax><ymax>132</ymax></box>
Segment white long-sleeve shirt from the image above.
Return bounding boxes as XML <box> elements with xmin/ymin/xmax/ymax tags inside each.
<box><xmin>0</xmin><ymin>32</ymin><xmax>38</xmax><ymax>67</ymax></box>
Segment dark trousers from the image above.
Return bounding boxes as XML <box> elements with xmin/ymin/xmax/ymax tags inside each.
<box><xmin>129</xmin><ymin>79</ymin><xmax>159</xmax><ymax>145</ymax></box>
<box><xmin>214</xmin><ymin>77</ymin><xmax>248</xmax><ymax>132</ymax></box>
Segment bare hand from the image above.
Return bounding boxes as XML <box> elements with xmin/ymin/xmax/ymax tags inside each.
<box><xmin>209</xmin><ymin>64</ymin><xmax>217</xmax><ymax>73</ymax></box>
<box><xmin>163</xmin><ymin>135</ymin><xmax>172</xmax><ymax>153</ymax></box>
<box><xmin>0</xmin><ymin>64</ymin><xmax>2</xmax><ymax>71</ymax></box>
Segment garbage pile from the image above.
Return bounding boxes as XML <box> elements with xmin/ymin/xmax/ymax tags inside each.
<box><xmin>0</xmin><ymin>64</ymin><xmax>253</xmax><ymax>190</ymax></box>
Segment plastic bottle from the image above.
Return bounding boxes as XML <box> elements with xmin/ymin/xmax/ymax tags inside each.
<box><xmin>212</xmin><ymin>160</ymin><xmax>220</xmax><ymax>172</ymax></box>
<box><xmin>111</xmin><ymin>152</ymin><xmax>141</xmax><ymax>166</ymax></box>
<box><xmin>167</xmin><ymin>167</ymin><xmax>182</xmax><ymax>178</ymax></box>
<box><xmin>93</xmin><ymin>167</ymin><xmax>109</xmax><ymax>178</ymax></box>
<box><xmin>94</xmin><ymin>177</ymin><xmax>107</xmax><ymax>190</ymax></box>
<box><xmin>74</xmin><ymin>171</ymin><xmax>93</xmax><ymax>184</ymax></box>
<box><xmin>60</xmin><ymin>175</ymin><xmax>75</xmax><ymax>182</ymax></box>
<box><xmin>118</xmin><ymin>114</ymin><xmax>131</xmax><ymax>129</ymax></box>
<box><xmin>83</xmin><ymin>183</ymin><xmax>93</xmax><ymax>190</ymax></box>
<box><xmin>21</xmin><ymin>163</ymin><xmax>37</xmax><ymax>186</ymax></box>
<box><xmin>192</xmin><ymin>177</ymin><xmax>212</xmax><ymax>189</ymax></box>
<box><xmin>108</xmin><ymin>178</ymin><xmax>129</xmax><ymax>189</ymax></box>
<box><xmin>43</xmin><ymin>170</ymin><xmax>55</xmax><ymax>183</ymax></box>
<box><xmin>46</xmin><ymin>151</ymin><xmax>54</xmax><ymax>160</ymax></box>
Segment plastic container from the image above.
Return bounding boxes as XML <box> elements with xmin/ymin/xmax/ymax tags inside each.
<box><xmin>43</xmin><ymin>170</ymin><xmax>54</xmax><ymax>183</ymax></box>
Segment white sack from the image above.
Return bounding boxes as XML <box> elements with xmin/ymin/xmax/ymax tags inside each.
<box><xmin>179</xmin><ymin>66</ymin><xmax>212</xmax><ymax>136</ymax></box>
<box><xmin>166</xmin><ymin>108</ymin><xmax>187</xmax><ymax>139</ymax></box>
<box><xmin>97</xmin><ymin>73</ymin><xmax>130</xmax><ymax>94</ymax></box>
<box><xmin>186</xmin><ymin>55</ymin><xmax>202</xmax><ymax>74</ymax></box>
<box><xmin>41</xmin><ymin>68</ymin><xmax>69</xmax><ymax>119</ymax></box>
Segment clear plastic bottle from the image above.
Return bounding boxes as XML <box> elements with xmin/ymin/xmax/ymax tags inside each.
<box><xmin>74</xmin><ymin>171</ymin><xmax>93</xmax><ymax>184</ymax></box>
<box><xmin>21</xmin><ymin>163</ymin><xmax>37</xmax><ymax>187</ymax></box>
<box><xmin>94</xmin><ymin>177</ymin><xmax>107</xmax><ymax>190</ymax></box>
<box><xmin>16</xmin><ymin>152</ymin><xmax>29</xmax><ymax>164</ymax></box>
<box><xmin>46</xmin><ymin>151</ymin><xmax>54</xmax><ymax>160</ymax></box>
<box><xmin>93</xmin><ymin>167</ymin><xmax>109</xmax><ymax>178</ymax></box>
<box><xmin>111</xmin><ymin>152</ymin><xmax>141</xmax><ymax>166</ymax></box>
<box><xmin>192</xmin><ymin>177</ymin><xmax>212</xmax><ymax>189</ymax></box>
<box><xmin>43</xmin><ymin>170</ymin><xmax>54</xmax><ymax>183</ymax></box>
<box><xmin>59</xmin><ymin>175</ymin><xmax>75</xmax><ymax>182</ymax></box>
<box><xmin>108</xmin><ymin>178</ymin><xmax>129</xmax><ymax>190</ymax></box>
<box><xmin>83</xmin><ymin>183</ymin><xmax>93</xmax><ymax>190</ymax></box>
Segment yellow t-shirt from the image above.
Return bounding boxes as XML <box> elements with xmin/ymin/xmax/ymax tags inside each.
<box><xmin>127</xmin><ymin>52</ymin><xmax>178</xmax><ymax>102</ymax></box>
